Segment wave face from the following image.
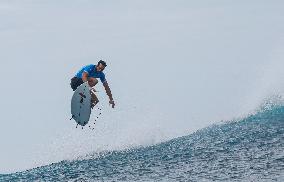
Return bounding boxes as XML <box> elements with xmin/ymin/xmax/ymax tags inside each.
<box><xmin>1</xmin><ymin>106</ymin><xmax>283</xmax><ymax>181</ymax></box>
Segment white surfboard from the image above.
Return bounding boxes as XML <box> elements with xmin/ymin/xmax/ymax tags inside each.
<box><xmin>71</xmin><ymin>82</ymin><xmax>91</xmax><ymax>126</ymax></box>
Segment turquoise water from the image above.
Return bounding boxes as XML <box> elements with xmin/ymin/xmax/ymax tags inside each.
<box><xmin>1</xmin><ymin>106</ymin><xmax>283</xmax><ymax>181</ymax></box>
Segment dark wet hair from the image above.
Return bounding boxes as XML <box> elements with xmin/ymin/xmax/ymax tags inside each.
<box><xmin>98</xmin><ymin>60</ymin><xmax>107</xmax><ymax>67</ymax></box>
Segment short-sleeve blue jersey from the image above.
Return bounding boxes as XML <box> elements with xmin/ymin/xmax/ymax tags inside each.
<box><xmin>75</xmin><ymin>64</ymin><xmax>106</xmax><ymax>83</ymax></box>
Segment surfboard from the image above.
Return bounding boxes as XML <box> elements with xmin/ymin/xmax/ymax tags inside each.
<box><xmin>71</xmin><ymin>82</ymin><xmax>91</xmax><ymax>126</ymax></box>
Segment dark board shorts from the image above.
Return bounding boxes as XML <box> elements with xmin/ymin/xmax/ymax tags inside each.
<box><xmin>70</xmin><ymin>77</ymin><xmax>84</xmax><ymax>91</ymax></box>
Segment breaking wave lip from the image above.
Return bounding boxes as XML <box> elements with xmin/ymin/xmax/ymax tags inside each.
<box><xmin>73</xmin><ymin>96</ymin><xmax>284</xmax><ymax>162</ymax></box>
<box><xmin>70</xmin><ymin>94</ymin><xmax>284</xmax><ymax>161</ymax></box>
<box><xmin>1</xmin><ymin>96</ymin><xmax>283</xmax><ymax>181</ymax></box>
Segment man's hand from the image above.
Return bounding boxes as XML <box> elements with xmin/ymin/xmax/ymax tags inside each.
<box><xmin>109</xmin><ymin>100</ymin><xmax>115</xmax><ymax>108</ymax></box>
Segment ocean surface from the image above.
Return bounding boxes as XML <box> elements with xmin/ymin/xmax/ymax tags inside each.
<box><xmin>1</xmin><ymin>105</ymin><xmax>283</xmax><ymax>181</ymax></box>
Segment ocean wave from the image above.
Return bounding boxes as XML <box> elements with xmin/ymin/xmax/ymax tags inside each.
<box><xmin>1</xmin><ymin>103</ymin><xmax>283</xmax><ymax>181</ymax></box>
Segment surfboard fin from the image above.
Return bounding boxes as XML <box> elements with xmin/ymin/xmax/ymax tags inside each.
<box><xmin>70</xmin><ymin>115</ymin><xmax>75</xmax><ymax>120</ymax></box>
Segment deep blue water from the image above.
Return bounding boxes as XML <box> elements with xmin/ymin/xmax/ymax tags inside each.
<box><xmin>1</xmin><ymin>106</ymin><xmax>283</xmax><ymax>181</ymax></box>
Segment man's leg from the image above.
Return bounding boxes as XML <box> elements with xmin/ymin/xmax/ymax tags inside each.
<box><xmin>90</xmin><ymin>90</ymin><xmax>99</xmax><ymax>108</ymax></box>
<box><xmin>88</xmin><ymin>78</ymin><xmax>99</xmax><ymax>108</ymax></box>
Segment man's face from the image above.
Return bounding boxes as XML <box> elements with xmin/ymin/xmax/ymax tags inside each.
<box><xmin>96</xmin><ymin>63</ymin><xmax>105</xmax><ymax>72</ymax></box>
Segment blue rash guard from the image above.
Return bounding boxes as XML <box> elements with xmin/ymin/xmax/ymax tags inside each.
<box><xmin>75</xmin><ymin>64</ymin><xmax>106</xmax><ymax>83</ymax></box>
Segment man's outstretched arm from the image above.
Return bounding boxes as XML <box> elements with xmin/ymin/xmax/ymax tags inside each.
<box><xmin>103</xmin><ymin>81</ymin><xmax>115</xmax><ymax>108</ymax></box>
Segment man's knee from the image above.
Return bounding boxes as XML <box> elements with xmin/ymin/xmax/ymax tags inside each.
<box><xmin>88</xmin><ymin>78</ymin><xmax>98</xmax><ymax>87</ymax></box>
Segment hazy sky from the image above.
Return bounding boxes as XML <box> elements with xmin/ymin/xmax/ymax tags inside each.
<box><xmin>0</xmin><ymin>0</ymin><xmax>284</xmax><ymax>173</ymax></box>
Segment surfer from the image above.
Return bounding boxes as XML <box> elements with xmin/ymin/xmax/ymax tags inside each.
<box><xmin>70</xmin><ymin>60</ymin><xmax>115</xmax><ymax>108</ymax></box>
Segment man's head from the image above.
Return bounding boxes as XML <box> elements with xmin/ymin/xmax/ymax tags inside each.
<box><xmin>96</xmin><ymin>60</ymin><xmax>107</xmax><ymax>72</ymax></box>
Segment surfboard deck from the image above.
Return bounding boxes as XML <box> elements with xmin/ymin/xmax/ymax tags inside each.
<box><xmin>71</xmin><ymin>82</ymin><xmax>91</xmax><ymax>126</ymax></box>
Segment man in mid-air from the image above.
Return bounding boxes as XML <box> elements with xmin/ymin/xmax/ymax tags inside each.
<box><xmin>70</xmin><ymin>60</ymin><xmax>115</xmax><ymax>108</ymax></box>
